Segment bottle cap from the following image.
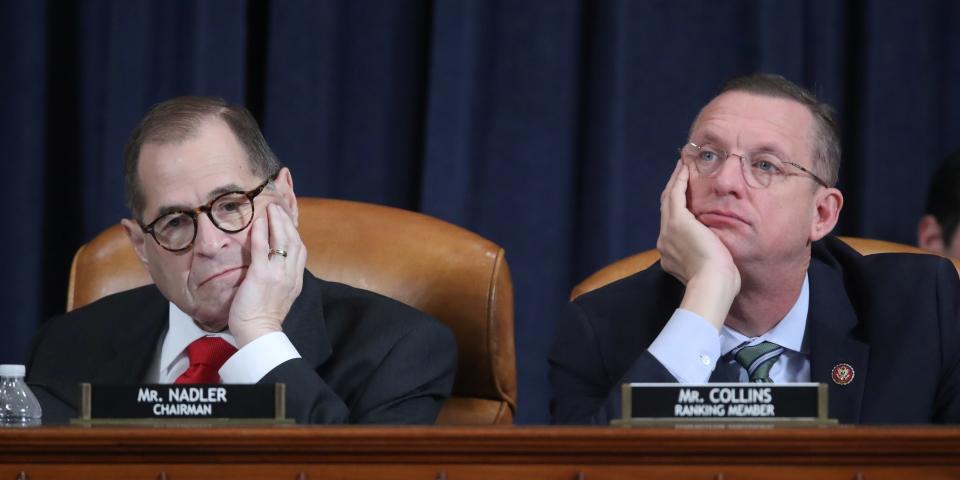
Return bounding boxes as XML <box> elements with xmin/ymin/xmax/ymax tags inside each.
<box><xmin>0</xmin><ymin>364</ymin><xmax>26</xmax><ymax>377</ymax></box>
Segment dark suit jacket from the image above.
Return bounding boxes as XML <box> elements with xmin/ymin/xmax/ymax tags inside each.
<box><xmin>550</xmin><ymin>236</ymin><xmax>960</xmax><ymax>424</ymax></box>
<box><xmin>27</xmin><ymin>271</ymin><xmax>457</xmax><ymax>425</ymax></box>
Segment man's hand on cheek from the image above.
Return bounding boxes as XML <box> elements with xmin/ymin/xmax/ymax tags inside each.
<box><xmin>657</xmin><ymin>160</ymin><xmax>740</xmax><ymax>330</ymax></box>
<box><xmin>228</xmin><ymin>203</ymin><xmax>307</xmax><ymax>347</ymax></box>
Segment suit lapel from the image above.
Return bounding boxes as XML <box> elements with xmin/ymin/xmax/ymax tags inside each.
<box><xmin>709</xmin><ymin>362</ymin><xmax>740</xmax><ymax>382</ymax></box>
<box><xmin>281</xmin><ymin>272</ymin><xmax>332</xmax><ymax>369</ymax></box>
<box><xmin>96</xmin><ymin>288</ymin><xmax>169</xmax><ymax>384</ymax></box>
<box><xmin>806</xmin><ymin>252</ymin><xmax>869</xmax><ymax>424</ymax></box>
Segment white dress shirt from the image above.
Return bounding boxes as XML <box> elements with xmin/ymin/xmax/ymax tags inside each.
<box><xmin>648</xmin><ymin>274</ymin><xmax>811</xmax><ymax>383</ymax></box>
<box><xmin>144</xmin><ymin>302</ymin><xmax>302</xmax><ymax>384</ymax></box>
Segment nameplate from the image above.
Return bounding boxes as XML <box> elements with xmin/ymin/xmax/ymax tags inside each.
<box><xmin>74</xmin><ymin>383</ymin><xmax>289</xmax><ymax>424</ymax></box>
<box><xmin>616</xmin><ymin>383</ymin><xmax>832</xmax><ymax>425</ymax></box>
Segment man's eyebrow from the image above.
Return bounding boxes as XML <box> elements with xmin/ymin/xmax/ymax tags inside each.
<box><xmin>151</xmin><ymin>183</ymin><xmax>246</xmax><ymax>218</ymax></box>
<box><xmin>746</xmin><ymin>142</ymin><xmax>791</xmax><ymax>161</ymax></box>
<box><xmin>207</xmin><ymin>183</ymin><xmax>245</xmax><ymax>199</ymax></box>
<box><xmin>694</xmin><ymin>133</ymin><xmax>790</xmax><ymax>160</ymax></box>
<box><xmin>696</xmin><ymin>131</ymin><xmax>725</xmax><ymax>147</ymax></box>
<box><xmin>154</xmin><ymin>203</ymin><xmax>193</xmax><ymax>218</ymax></box>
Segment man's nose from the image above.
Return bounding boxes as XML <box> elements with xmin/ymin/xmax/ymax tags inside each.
<box><xmin>193</xmin><ymin>213</ymin><xmax>229</xmax><ymax>256</ymax></box>
<box><xmin>712</xmin><ymin>152</ymin><xmax>748</xmax><ymax>194</ymax></box>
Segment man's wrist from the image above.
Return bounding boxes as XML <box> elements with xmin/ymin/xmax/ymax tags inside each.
<box><xmin>232</xmin><ymin>322</ymin><xmax>284</xmax><ymax>349</ymax></box>
<box><xmin>649</xmin><ymin>308</ymin><xmax>722</xmax><ymax>383</ymax></box>
<box><xmin>680</xmin><ymin>272</ymin><xmax>739</xmax><ymax>331</ymax></box>
<box><xmin>220</xmin><ymin>332</ymin><xmax>301</xmax><ymax>383</ymax></box>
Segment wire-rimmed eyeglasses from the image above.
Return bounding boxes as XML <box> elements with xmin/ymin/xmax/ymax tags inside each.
<box><xmin>680</xmin><ymin>142</ymin><xmax>829</xmax><ymax>189</ymax></box>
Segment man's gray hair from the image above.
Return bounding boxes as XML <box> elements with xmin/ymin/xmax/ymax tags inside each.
<box><xmin>123</xmin><ymin>96</ymin><xmax>281</xmax><ymax>219</ymax></box>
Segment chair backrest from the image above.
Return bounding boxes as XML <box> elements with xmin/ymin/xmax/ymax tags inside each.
<box><xmin>571</xmin><ymin>236</ymin><xmax>960</xmax><ymax>300</ymax></box>
<box><xmin>68</xmin><ymin>198</ymin><xmax>517</xmax><ymax>425</ymax></box>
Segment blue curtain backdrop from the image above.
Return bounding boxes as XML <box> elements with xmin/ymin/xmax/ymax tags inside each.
<box><xmin>2</xmin><ymin>0</ymin><xmax>959</xmax><ymax>424</ymax></box>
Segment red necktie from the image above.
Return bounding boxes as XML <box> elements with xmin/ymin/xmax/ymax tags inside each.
<box><xmin>174</xmin><ymin>336</ymin><xmax>238</xmax><ymax>384</ymax></box>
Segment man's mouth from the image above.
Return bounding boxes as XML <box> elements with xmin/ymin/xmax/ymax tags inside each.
<box><xmin>198</xmin><ymin>266</ymin><xmax>248</xmax><ymax>287</ymax></box>
<box><xmin>696</xmin><ymin>209</ymin><xmax>750</xmax><ymax>226</ymax></box>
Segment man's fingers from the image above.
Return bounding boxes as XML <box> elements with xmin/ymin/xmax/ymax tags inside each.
<box><xmin>668</xmin><ymin>162</ymin><xmax>690</xmax><ymax>215</ymax></box>
<box><xmin>249</xmin><ymin>217</ymin><xmax>269</xmax><ymax>267</ymax></box>
<box><xmin>267</xmin><ymin>204</ymin><xmax>300</xmax><ymax>265</ymax></box>
<box><xmin>661</xmin><ymin>161</ymin><xmax>691</xmax><ymax>233</ymax></box>
<box><xmin>267</xmin><ymin>204</ymin><xmax>305</xmax><ymax>276</ymax></box>
<box><xmin>267</xmin><ymin>205</ymin><xmax>287</xmax><ymax>253</ymax></box>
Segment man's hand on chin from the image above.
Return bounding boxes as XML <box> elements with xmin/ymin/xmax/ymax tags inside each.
<box><xmin>228</xmin><ymin>203</ymin><xmax>308</xmax><ymax>348</ymax></box>
<box><xmin>657</xmin><ymin>160</ymin><xmax>740</xmax><ymax>331</ymax></box>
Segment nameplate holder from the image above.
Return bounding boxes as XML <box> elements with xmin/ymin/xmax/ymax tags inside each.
<box><xmin>612</xmin><ymin>383</ymin><xmax>835</xmax><ymax>427</ymax></box>
<box><xmin>72</xmin><ymin>383</ymin><xmax>292</xmax><ymax>426</ymax></box>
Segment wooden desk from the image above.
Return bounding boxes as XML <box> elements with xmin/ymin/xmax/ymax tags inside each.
<box><xmin>2</xmin><ymin>426</ymin><xmax>959</xmax><ymax>479</ymax></box>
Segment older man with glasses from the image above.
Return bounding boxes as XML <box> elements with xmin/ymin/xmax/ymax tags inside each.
<box><xmin>27</xmin><ymin>97</ymin><xmax>456</xmax><ymax>425</ymax></box>
<box><xmin>550</xmin><ymin>73</ymin><xmax>960</xmax><ymax>425</ymax></box>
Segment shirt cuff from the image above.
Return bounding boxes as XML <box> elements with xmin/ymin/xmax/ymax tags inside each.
<box><xmin>647</xmin><ymin>308</ymin><xmax>722</xmax><ymax>383</ymax></box>
<box><xmin>219</xmin><ymin>331</ymin><xmax>301</xmax><ymax>383</ymax></box>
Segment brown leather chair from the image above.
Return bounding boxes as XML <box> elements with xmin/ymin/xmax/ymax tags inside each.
<box><xmin>571</xmin><ymin>236</ymin><xmax>960</xmax><ymax>300</ymax></box>
<box><xmin>67</xmin><ymin>198</ymin><xmax>517</xmax><ymax>425</ymax></box>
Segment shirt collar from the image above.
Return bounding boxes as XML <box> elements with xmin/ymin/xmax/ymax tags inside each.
<box><xmin>159</xmin><ymin>302</ymin><xmax>238</xmax><ymax>375</ymax></box>
<box><xmin>720</xmin><ymin>272</ymin><xmax>809</xmax><ymax>355</ymax></box>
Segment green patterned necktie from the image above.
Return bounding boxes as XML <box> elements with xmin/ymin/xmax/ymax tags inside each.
<box><xmin>730</xmin><ymin>341</ymin><xmax>784</xmax><ymax>383</ymax></box>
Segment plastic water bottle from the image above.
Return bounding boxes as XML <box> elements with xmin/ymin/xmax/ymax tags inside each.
<box><xmin>0</xmin><ymin>364</ymin><xmax>42</xmax><ymax>427</ymax></box>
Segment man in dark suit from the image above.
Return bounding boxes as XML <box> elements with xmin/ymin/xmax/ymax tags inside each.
<box><xmin>550</xmin><ymin>74</ymin><xmax>960</xmax><ymax>424</ymax></box>
<box><xmin>27</xmin><ymin>97</ymin><xmax>456</xmax><ymax>425</ymax></box>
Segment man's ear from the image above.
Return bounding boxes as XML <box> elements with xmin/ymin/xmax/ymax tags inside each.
<box><xmin>120</xmin><ymin>218</ymin><xmax>151</xmax><ymax>266</ymax></box>
<box><xmin>810</xmin><ymin>187</ymin><xmax>843</xmax><ymax>242</ymax></box>
<box><xmin>273</xmin><ymin>167</ymin><xmax>299</xmax><ymax>227</ymax></box>
<box><xmin>917</xmin><ymin>214</ymin><xmax>945</xmax><ymax>254</ymax></box>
